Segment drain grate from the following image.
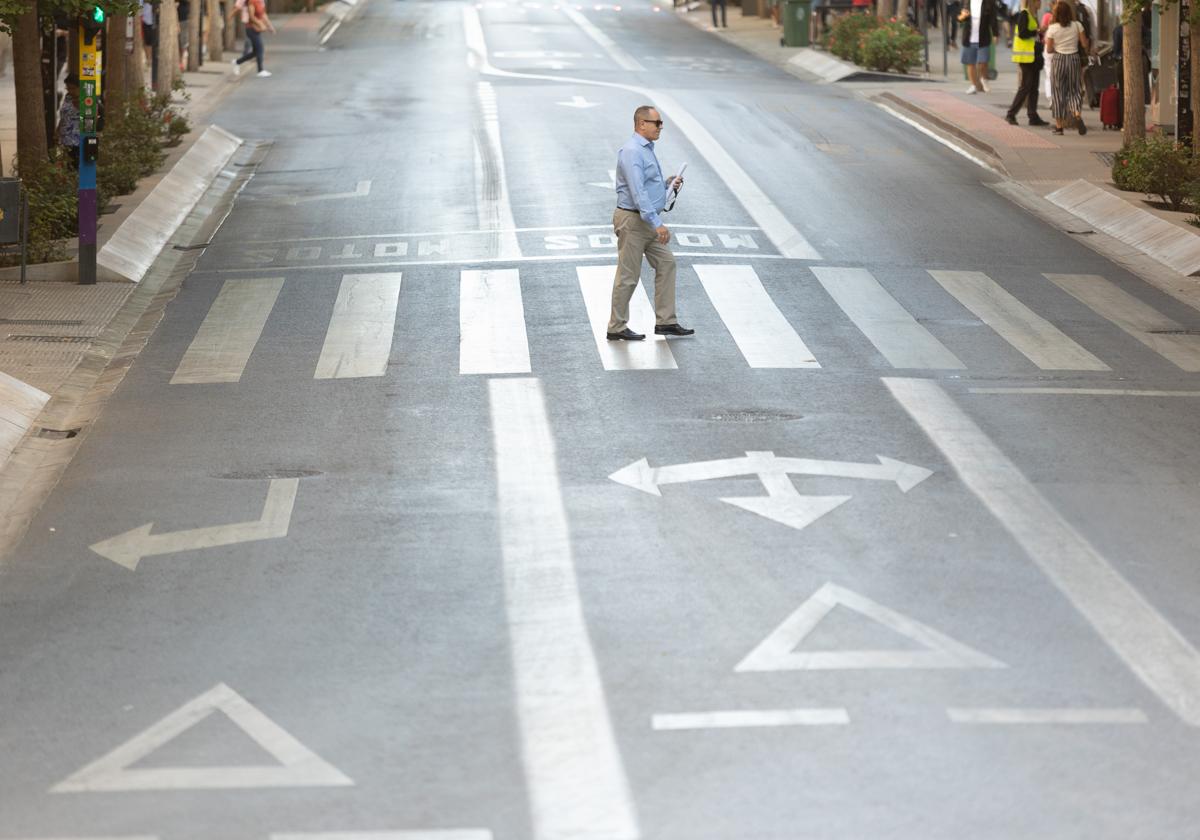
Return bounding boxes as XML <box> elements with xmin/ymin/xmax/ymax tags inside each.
<box><xmin>1148</xmin><ymin>329</ymin><xmax>1200</xmax><ymax>335</ymax></box>
<box><xmin>1094</xmin><ymin>151</ymin><xmax>1116</xmax><ymax>167</ymax></box>
<box><xmin>216</xmin><ymin>468</ymin><xmax>323</xmax><ymax>480</ymax></box>
<box><xmin>37</xmin><ymin>427</ymin><xmax>79</xmax><ymax>439</ymax></box>
<box><xmin>6</xmin><ymin>334</ymin><xmax>90</xmax><ymax>343</ymax></box>
<box><xmin>699</xmin><ymin>409</ymin><xmax>805</xmax><ymax>423</ymax></box>
<box><xmin>0</xmin><ymin>319</ymin><xmax>84</xmax><ymax>326</ymax></box>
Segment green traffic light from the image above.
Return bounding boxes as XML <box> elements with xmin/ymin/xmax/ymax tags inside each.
<box><xmin>92</xmin><ymin>5</ymin><xmax>104</xmax><ymax>21</ymax></box>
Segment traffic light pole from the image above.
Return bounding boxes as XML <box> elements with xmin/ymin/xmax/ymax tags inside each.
<box><xmin>78</xmin><ymin>11</ymin><xmax>103</xmax><ymax>285</ymax></box>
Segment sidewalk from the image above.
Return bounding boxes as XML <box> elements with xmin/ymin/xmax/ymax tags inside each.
<box><xmin>675</xmin><ymin>3</ymin><xmax>1200</xmax><ymax>276</ymax></box>
<box><xmin>0</xmin><ymin>7</ymin><xmax>344</xmax><ymax>484</ymax></box>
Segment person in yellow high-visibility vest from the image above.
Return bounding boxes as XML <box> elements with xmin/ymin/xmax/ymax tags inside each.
<box><xmin>1005</xmin><ymin>0</ymin><xmax>1050</xmax><ymax>126</ymax></box>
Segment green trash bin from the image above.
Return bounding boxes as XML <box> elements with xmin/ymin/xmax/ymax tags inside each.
<box><xmin>782</xmin><ymin>0</ymin><xmax>811</xmax><ymax>46</ymax></box>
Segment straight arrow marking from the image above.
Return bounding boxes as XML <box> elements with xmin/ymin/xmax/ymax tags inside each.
<box><xmin>285</xmin><ymin>180</ymin><xmax>372</xmax><ymax>205</ymax></box>
<box><xmin>557</xmin><ymin>95</ymin><xmax>600</xmax><ymax>108</ymax></box>
<box><xmin>89</xmin><ymin>478</ymin><xmax>299</xmax><ymax>570</ymax></box>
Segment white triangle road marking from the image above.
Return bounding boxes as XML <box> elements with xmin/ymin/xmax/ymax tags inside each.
<box><xmin>51</xmin><ymin>683</ymin><xmax>353</xmax><ymax>792</ymax></box>
<box><xmin>735</xmin><ymin>582</ymin><xmax>1007</xmax><ymax>672</ymax></box>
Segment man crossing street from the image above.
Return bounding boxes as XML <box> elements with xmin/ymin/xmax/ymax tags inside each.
<box><xmin>607</xmin><ymin>105</ymin><xmax>694</xmax><ymax>341</ymax></box>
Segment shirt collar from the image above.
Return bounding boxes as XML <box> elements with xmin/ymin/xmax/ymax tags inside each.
<box><xmin>633</xmin><ymin>133</ymin><xmax>653</xmax><ymax>150</ymax></box>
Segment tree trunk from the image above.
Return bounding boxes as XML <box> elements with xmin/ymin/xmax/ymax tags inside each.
<box><xmin>107</xmin><ymin>14</ymin><xmax>129</xmax><ymax>119</ymax></box>
<box><xmin>187</xmin><ymin>0</ymin><xmax>201</xmax><ymax>70</ymax></box>
<box><xmin>129</xmin><ymin>8</ymin><xmax>146</xmax><ymax>90</ymax></box>
<box><xmin>225</xmin><ymin>4</ymin><xmax>240</xmax><ymax>51</ymax></box>
<box><xmin>156</xmin><ymin>0</ymin><xmax>180</xmax><ymax>95</ymax></box>
<box><xmin>13</xmin><ymin>2</ymin><xmax>47</xmax><ymax>173</ymax></box>
<box><xmin>1191</xmin><ymin>14</ymin><xmax>1200</xmax><ymax>151</ymax></box>
<box><xmin>207</xmin><ymin>0</ymin><xmax>224</xmax><ymax>63</ymax></box>
<box><xmin>1122</xmin><ymin>9</ymin><xmax>1146</xmax><ymax>143</ymax></box>
<box><xmin>877</xmin><ymin>0</ymin><xmax>894</xmax><ymax>19</ymax></box>
<box><xmin>896</xmin><ymin>0</ymin><xmax>909</xmax><ymax>23</ymax></box>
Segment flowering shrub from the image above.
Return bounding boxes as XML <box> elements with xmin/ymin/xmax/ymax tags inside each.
<box><xmin>823</xmin><ymin>11</ymin><xmax>881</xmax><ymax>65</ymax></box>
<box><xmin>860</xmin><ymin>20</ymin><xmax>924</xmax><ymax>73</ymax></box>
<box><xmin>1113</xmin><ymin>132</ymin><xmax>1196</xmax><ymax>211</ymax></box>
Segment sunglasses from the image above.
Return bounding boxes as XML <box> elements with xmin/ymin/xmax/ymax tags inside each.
<box><xmin>640</xmin><ymin>119</ymin><xmax>664</xmax><ymax>128</ymax></box>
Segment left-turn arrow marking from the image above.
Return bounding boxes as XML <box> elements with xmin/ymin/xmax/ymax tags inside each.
<box><xmin>90</xmin><ymin>479</ymin><xmax>300</xmax><ymax>570</ymax></box>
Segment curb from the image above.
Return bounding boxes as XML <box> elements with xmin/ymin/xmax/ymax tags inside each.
<box><xmin>874</xmin><ymin>91</ymin><xmax>1003</xmax><ymax>162</ymax></box>
<box><xmin>1045</xmin><ymin>180</ymin><xmax>1200</xmax><ymax>277</ymax></box>
<box><xmin>99</xmin><ymin>125</ymin><xmax>243</xmax><ymax>283</ymax></box>
<box><xmin>318</xmin><ymin>0</ymin><xmax>365</xmax><ymax>44</ymax></box>
<box><xmin>0</xmin><ymin>372</ymin><xmax>48</xmax><ymax>475</ymax></box>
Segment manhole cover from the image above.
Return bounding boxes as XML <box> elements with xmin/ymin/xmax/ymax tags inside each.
<box><xmin>699</xmin><ymin>409</ymin><xmax>804</xmax><ymax>423</ymax></box>
<box><xmin>215</xmin><ymin>468</ymin><xmax>323</xmax><ymax>480</ymax></box>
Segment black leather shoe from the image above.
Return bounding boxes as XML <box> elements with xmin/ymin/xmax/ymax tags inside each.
<box><xmin>606</xmin><ymin>328</ymin><xmax>645</xmax><ymax>341</ymax></box>
<box><xmin>1029</xmin><ymin>117</ymin><xmax>1049</xmax><ymax>126</ymax></box>
<box><xmin>1005</xmin><ymin>115</ymin><xmax>1018</xmax><ymax>125</ymax></box>
<box><xmin>654</xmin><ymin>323</ymin><xmax>695</xmax><ymax>336</ymax></box>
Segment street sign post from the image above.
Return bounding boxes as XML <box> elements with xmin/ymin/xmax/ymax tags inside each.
<box><xmin>78</xmin><ymin>5</ymin><xmax>104</xmax><ymax>285</ymax></box>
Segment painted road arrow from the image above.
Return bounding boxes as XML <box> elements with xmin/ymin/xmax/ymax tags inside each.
<box><xmin>609</xmin><ymin>451</ymin><xmax>933</xmax><ymax>532</ymax></box>
<box><xmin>557</xmin><ymin>95</ymin><xmax>600</xmax><ymax>108</ymax></box>
<box><xmin>90</xmin><ymin>479</ymin><xmax>299</xmax><ymax>570</ymax></box>
<box><xmin>609</xmin><ymin>451</ymin><xmax>934</xmax><ymax>496</ymax></box>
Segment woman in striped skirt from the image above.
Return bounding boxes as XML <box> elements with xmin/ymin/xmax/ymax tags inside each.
<box><xmin>1045</xmin><ymin>0</ymin><xmax>1090</xmax><ymax>134</ymax></box>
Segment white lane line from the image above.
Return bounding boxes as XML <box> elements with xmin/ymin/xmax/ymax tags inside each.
<box><xmin>652</xmin><ymin>709</ymin><xmax>850</xmax><ymax>730</ymax></box>
<box><xmin>873</xmin><ymin>101</ymin><xmax>1000</xmax><ymax>174</ymax></box>
<box><xmin>170</xmin><ymin>277</ymin><xmax>284</xmax><ymax>384</ymax></box>
<box><xmin>463</xmin><ymin>6</ymin><xmax>821</xmax><ymax>261</ymax></box>
<box><xmin>970</xmin><ymin>387</ymin><xmax>1200</xmax><ymax>396</ymax></box>
<box><xmin>1044</xmin><ymin>273</ymin><xmax>1200</xmax><ymax>372</ymax></box>
<box><xmin>694</xmin><ymin>264</ymin><xmax>819</xmax><ymax>368</ymax></box>
<box><xmin>256</xmin><ymin>223</ymin><xmax>764</xmax><ymax>244</ymax></box>
<box><xmin>812</xmin><ymin>267</ymin><xmax>965</xmax><ymax>369</ymax></box>
<box><xmin>947</xmin><ymin>707</ymin><xmax>1148</xmax><ymax>724</ymax></box>
<box><xmin>4</xmin><ymin>837</ymin><xmax>158</xmax><ymax>840</ymax></box>
<box><xmin>199</xmin><ymin>253</ymin><xmax>790</xmax><ymax>276</ymax></box>
<box><xmin>560</xmin><ymin>6</ymin><xmax>646</xmax><ymax>70</ymax></box>
<box><xmin>460</xmin><ymin>269</ymin><xmax>531</xmax><ymax>375</ymax></box>
<box><xmin>314</xmin><ymin>273</ymin><xmax>403</xmax><ymax>379</ymax></box>
<box><xmin>475</xmin><ymin>82</ymin><xmax>522</xmax><ymax>261</ymax></box>
<box><xmin>489</xmin><ymin>378</ymin><xmax>640</xmax><ymax>840</ymax></box>
<box><xmin>885</xmin><ymin>377</ymin><xmax>1200</xmax><ymax>727</ymax></box>
<box><xmin>272</xmin><ymin>833</ymin><xmax>492</xmax><ymax>840</ymax></box>
<box><xmin>928</xmin><ymin>270</ymin><xmax>1109</xmax><ymax>371</ymax></box>
<box><xmin>577</xmin><ymin>265</ymin><xmax>677</xmax><ymax>370</ymax></box>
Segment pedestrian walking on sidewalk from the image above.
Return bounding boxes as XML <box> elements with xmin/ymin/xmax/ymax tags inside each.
<box><xmin>1005</xmin><ymin>0</ymin><xmax>1049</xmax><ymax>126</ymax></box>
<box><xmin>1046</xmin><ymin>0</ymin><xmax>1089</xmax><ymax>134</ymax></box>
<box><xmin>606</xmin><ymin>106</ymin><xmax>693</xmax><ymax>342</ymax></box>
<box><xmin>959</xmin><ymin>0</ymin><xmax>998</xmax><ymax>95</ymax></box>
<box><xmin>711</xmin><ymin>0</ymin><xmax>728</xmax><ymax>28</ymax></box>
<box><xmin>232</xmin><ymin>0</ymin><xmax>275</xmax><ymax>77</ymax></box>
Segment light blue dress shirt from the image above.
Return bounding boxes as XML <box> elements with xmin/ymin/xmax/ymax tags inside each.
<box><xmin>615</xmin><ymin>134</ymin><xmax>667</xmax><ymax>229</ymax></box>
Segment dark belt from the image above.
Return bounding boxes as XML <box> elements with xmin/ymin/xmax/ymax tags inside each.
<box><xmin>616</xmin><ymin>207</ymin><xmax>639</xmax><ymax>213</ymax></box>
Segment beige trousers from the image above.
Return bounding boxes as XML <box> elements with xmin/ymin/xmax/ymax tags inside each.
<box><xmin>607</xmin><ymin>208</ymin><xmax>678</xmax><ymax>332</ymax></box>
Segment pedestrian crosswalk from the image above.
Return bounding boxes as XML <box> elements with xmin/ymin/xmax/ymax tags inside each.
<box><xmin>168</xmin><ymin>265</ymin><xmax>1200</xmax><ymax>383</ymax></box>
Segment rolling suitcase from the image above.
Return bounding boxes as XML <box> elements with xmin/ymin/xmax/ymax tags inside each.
<box><xmin>1100</xmin><ymin>84</ymin><xmax>1123</xmax><ymax>130</ymax></box>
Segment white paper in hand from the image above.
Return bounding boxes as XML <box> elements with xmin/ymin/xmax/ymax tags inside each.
<box><xmin>664</xmin><ymin>162</ymin><xmax>687</xmax><ymax>211</ymax></box>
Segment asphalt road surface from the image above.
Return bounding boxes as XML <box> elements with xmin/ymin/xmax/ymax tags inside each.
<box><xmin>3</xmin><ymin>1</ymin><xmax>1200</xmax><ymax>838</ymax></box>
